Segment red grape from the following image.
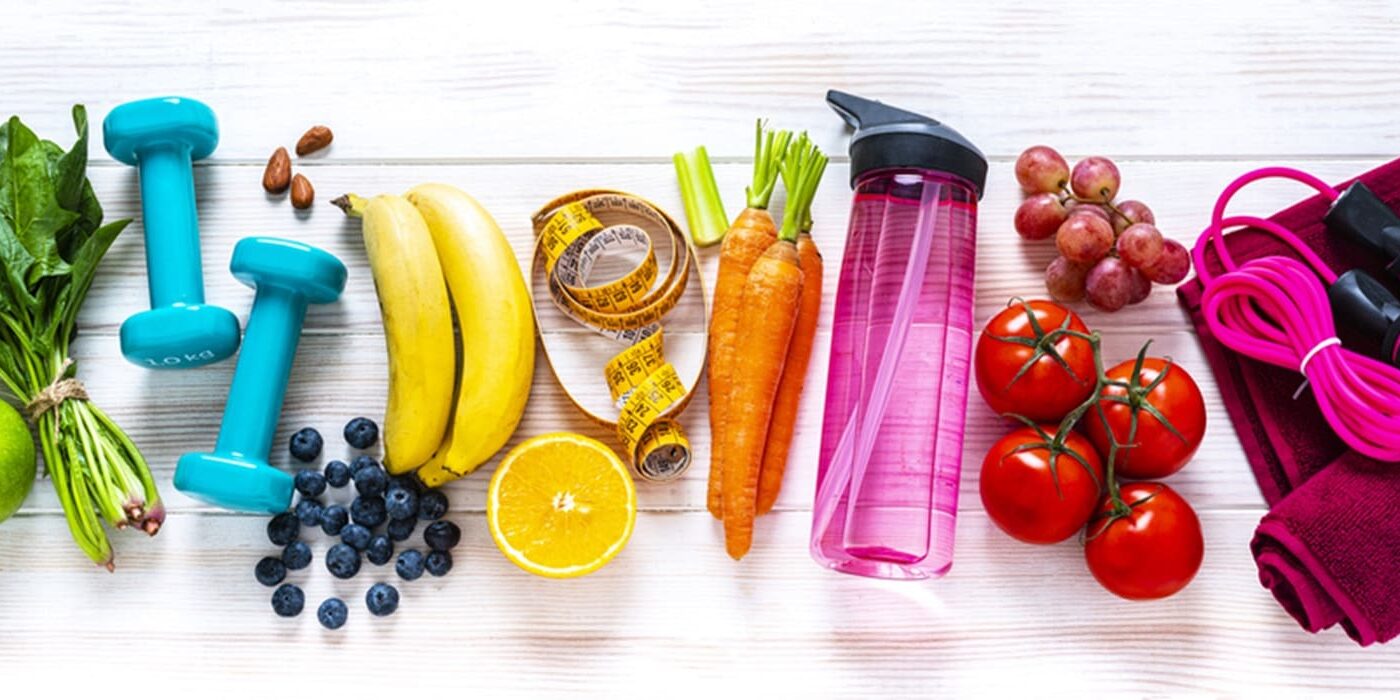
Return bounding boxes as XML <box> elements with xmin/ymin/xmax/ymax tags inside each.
<box><xmin>1112</xmin><ymin>199</ymin><xmax>1155</xmax><ymax>235</ymax></box>
<box><xmin>1085</xmin><ymin>257</ymin><xmax>1134</xmax><ymax>312</ymax></box>
<box><xmin>1067</xmin><ymin>201</ymin><xmax>1113</xmax><ymax>224</ymax></box>
<box><xmin>1045</xmin><ymin>256</ymin><xmax>1090</xmax><ymax>302</ymax></box>
<box><xmin>1071</xmin><ymin>156</ymin><xmax>1121</xmax><ymax>202</ymax></box>
<box><xmin>1143</xmin><ymin>239</ymin><xmax>1191</xmax><ymax>284</ymax></box>
<box><xmin>1127</xmin><ymin>267</ymin><xmax>1152</xmax><ymax>305</ymax></box>
<box><xmin>1117</xmin><ymin>223</ymin><xmax>1165</xmax><ymax>269</ymax></box>
<box><xmin>1014</xmin><ymin>193</ymin><xmax>1069</xmax><ymax>240</ymax></box>
<box><xmin>1015</xmin><ymin>146</ymin><xmax>1070</xmax><ymax>194</ymax></box>
<box><xmin>1055</xmin><ymin>214</ymin><xmax>1114</xmax><ymax>264</ymax></box>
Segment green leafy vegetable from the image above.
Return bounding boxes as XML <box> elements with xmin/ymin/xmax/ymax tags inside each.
<box><xmin>0</xmin><ymin>106</ymin><xmax>159</xmax><ymax>570</ymax></box>
<box><xmin>673</xmin><ymin>145</ymin><xmax>728</xmax><ymax>247</ymax></box>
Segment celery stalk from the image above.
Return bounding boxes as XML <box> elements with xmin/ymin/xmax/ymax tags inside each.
<box><xmin>673</xmin><ymin>146</ymin><xmax>729</xmax><ymax>247</ymax></box>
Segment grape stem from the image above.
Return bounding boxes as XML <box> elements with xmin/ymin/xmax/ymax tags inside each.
<box><xmin>1060</xmin><ymin>189</ymin><xmax>1133</xmax><ymax>227</ymax></box>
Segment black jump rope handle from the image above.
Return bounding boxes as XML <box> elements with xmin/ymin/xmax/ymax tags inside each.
<box><xmin>1325</xmin><ymin>182</ymin><xmax>1400</xmax><ymax>364</ymax></box>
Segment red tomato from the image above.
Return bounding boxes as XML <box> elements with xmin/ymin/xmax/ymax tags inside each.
<box><xmin>975</xmin><ymin>300</ymin><xmax>1096</xmax><ymax>422</ymax></box>
<box><xmin>980</xmin><ymin>425</ymin><xmax>1105</xmax><ymax>544</ymax></box>
<box><xmin>1084</xmin><ymin>483</ymin><xmax>1204</xmax><ymax>600</ymax></box>
<box><xmin>1083</xmin><ymin>357</ymin><xmax>1206</xmax><ymax>479</ymax></box>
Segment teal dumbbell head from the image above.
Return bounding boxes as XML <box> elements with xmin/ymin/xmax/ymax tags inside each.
<box><xmin>103</xmin><ymin>97</ymin><xmax>240</xmax><ymax>369</ymax></box>
<box><xmin>174</xmin><ymin>237</ymin><xmax>347</xmax><ymax>513</ymax></box>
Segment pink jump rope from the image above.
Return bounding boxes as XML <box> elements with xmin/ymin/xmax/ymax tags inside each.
<box><xmin>1193</xmin><ymin>167</ymin><xmax>1400</xmax><ymax>461</ymax></box>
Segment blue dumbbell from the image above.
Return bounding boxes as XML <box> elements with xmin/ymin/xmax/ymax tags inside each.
<box><xmin>174</xmin><ymin>237</ymin><xmax>347</xmax><ymax>513</ymax></box>
<box><xmin>103</xmin><ymin>96</ymin><xmax>240</xmax><ymax>369</ymax></box>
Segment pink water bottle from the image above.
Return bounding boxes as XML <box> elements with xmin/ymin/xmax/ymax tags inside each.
<box><xmin>811</xmin><ymin>90</ymin><xmax>987</xmax><ymax>580</ymax></box>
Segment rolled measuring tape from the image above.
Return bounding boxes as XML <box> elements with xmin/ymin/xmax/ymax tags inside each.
<box><xmin>530</xmin><ymin>190</ymin><xmax>706</xmax><ymax>481</ymax></box>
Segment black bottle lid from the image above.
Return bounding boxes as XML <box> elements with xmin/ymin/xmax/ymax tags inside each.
<box><xmin>827</xmin><ymin>89</ymin><xmax>987</xmax><ymax>198</ymax></box>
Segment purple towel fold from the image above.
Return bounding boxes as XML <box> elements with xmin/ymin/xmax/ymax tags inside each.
<box><xmin>1178</xmin><ymin>157</ymin><xmax>1400</xmax><ymax>646</ymax></box>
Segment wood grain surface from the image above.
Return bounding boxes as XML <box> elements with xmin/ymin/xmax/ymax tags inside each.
<box><xmin>2</xmin><ymin>0</ymin><xmax>1399</xmax><ymax>695</ymax></box>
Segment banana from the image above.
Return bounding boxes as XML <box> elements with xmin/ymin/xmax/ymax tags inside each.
<box><xmin>406</xmin><ymin>184</ymin><xmax>535</xmax><ymax>486</ymax></box>
<box><xmin>341</xmin><ymin>194</ymin><xmax>455</xmax><ymax>473</ymax></box>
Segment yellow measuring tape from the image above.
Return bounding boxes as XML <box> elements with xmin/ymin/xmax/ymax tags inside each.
<box><xmin>530</xmin><ymin>190</ymin><xmax>705</xmax><ymax>481</ymax></box>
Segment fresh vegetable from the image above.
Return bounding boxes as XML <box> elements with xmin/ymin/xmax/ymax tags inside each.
<box><xmin>1084</xmin><ymin>354</ymin><xmax>1206</xmax><ymax>480</ymax></box>
<box><xmin>1085</xmin><ymin>482</ymin><xmax>1204</xmax><ymax>600</ymax></box>
<box><xmin>721</xmin><ymin>137</ymin><xmax>828</xmax><ymax>560</ymax></box>
<box><xmin>704</xmin><ymin>122</ymin><xmax>792</xmax><ymax>519</ymax></box>
<box><xmin>0</xmin><ymin>402</ymin><xmax>36</xmax><ymax>523</ymax></box>
<box><xmin>0</xmin><ymin>106</ymin><xmax>160</xmax><ymax>568</ymax></box>
<box><xmin>974</xmin><ymin>300</ymin><xmax>1096</xmax><ymax>422</ymax></box>
<box><xmin>979</xmin><ymin>424</ymin><xmax>1104</xmax><ymax>544</ymax></box>
<box><xmin>673</xmin><ymin>145</ymin><xmax>728</xmax><ymax>247</ymax></box>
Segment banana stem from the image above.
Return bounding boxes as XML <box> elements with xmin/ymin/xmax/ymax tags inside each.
<box><xmin>331</xmin><ymin>193</ymin><xmax>369</xmax><ymax>218</ymax></box>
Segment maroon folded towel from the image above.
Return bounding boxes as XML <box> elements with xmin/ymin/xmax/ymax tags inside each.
<box><xmin>1178</xmin><ymin>157</ymin><xmax>1400</xmax><ymax>646</ymax></box>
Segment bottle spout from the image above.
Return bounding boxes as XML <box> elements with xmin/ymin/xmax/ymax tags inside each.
<box><xmin>824</xmin><ymin>89</ymin><xmax>987</xmax><ymax>196</ymax></box>
<box><xmin>826</xmin><ymin>89</ymin><xmax>942</xmax><ymax>131</ymax></box>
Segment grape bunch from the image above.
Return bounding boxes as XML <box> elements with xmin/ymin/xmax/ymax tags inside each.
<box><xmin>1013</xmin><ymin>146</ymin><xmax>1191</xmax><ymax>312</ymax></box>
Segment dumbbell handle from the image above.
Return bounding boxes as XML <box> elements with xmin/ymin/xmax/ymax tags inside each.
<box><xmin>136</xmin><ymin>143</ymin><xmax>206</xmax><ymax>308</ymax></box>
<box><xmin>214</xmin><ymin>286</ymin><xmax>307</xmax><ymax>460</ymax></box>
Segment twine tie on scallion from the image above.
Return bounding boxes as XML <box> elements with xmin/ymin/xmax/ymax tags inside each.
<box><xmin>23</xmin><ymin>358</ymin><xmax>88</xmax><ymax>423</ymax></box>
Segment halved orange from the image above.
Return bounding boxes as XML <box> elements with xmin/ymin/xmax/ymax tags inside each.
<box><xmin>487</xmin><ymin>432</ymin><xmax>637</xmax><ymax>578</ymax></box>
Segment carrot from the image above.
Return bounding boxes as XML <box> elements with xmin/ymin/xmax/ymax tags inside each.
<box><xmin>705</xmin><ymin>122</ymin><xmax>791</xmax><ymax>520</ymax></box>
<box><xmin>721</xmin><ymin>138</ymin><xmax>828</xmax><ymax>559</ymax></box>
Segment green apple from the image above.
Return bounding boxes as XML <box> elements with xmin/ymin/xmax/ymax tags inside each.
<box><xmin>0</xmin><ymin>401</ymin><xmax>36</xmax><ymax>522</ymax></box>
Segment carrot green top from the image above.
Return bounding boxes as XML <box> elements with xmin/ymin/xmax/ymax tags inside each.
<box><xmin>747</xmin><ymin>120</ymin><xmax>792</xmax><ymax>211</ymax></box>
<box><xmin>778</xmin><ymin>132</ymin><xmax>828</xmax><ymax>242</ymax></box>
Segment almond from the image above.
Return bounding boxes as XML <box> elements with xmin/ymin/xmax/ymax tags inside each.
<box><xmin>262</xmin><ymin>147</ymin><xmax>291</xmax><ymax>193</ymax></box>
<box><xmin>291</xmin><ymin>174</ymin><xmax>315</xmax><ymax>210</ymax></box>
<box><xmin>295</xmin><ymin>125</ymin><xmax>333</xmax><ymax>156</ymax></box>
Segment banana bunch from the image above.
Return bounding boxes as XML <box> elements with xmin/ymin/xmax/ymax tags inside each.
<box><xmin>335</xmin><ymin>185</ymin><xmax>535</xmax><ymax>486</ymax></box>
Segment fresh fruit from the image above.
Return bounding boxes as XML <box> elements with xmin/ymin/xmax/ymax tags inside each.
<box><xmin>1045</xmin><ymin>256</ymin><xmax>1090</xmax><ymax>302</ymax></box>
<box><xmin>396</xmin><ymin>549</ymin><xmax>425</xmax><ymax>581</ymax></box>
<box><xmin>980</xmin><ymin>425</ymin><xmax>1105</xmax><ymax>544</ymax></box>
<box><xmin>344</xmin><ymin>417</ymin><xmax>379</xmax><ymax>450</ymax></box>
<box><xmin>348</xmin><ymin>195</ymin><xmax>454</xmax><ymax>472</ymax></box>
<box><xmin>366</xmin><ymin>534</ymin><xmax>394</xmax><ymax>565</ymax></box>
<box><xmin>1111</xmin><ymin>199</ymin><xmax>1154</xmax><ymax>234</ymax></box>
<box><xmin>324</xmin><ymin>460</ymin><xmax>351</xmax><ymax>488</ymax></box>
<box><xmin>295</xmin><ymin>125</ymin><xmax>333</xmax><ymax>156</ymax></box>
<box><xmin>1066</xmin><ymin>201</ymin><xmax>1112</xmax><ymax>224</ymax></box>
<box><xmin>425</xmin><ymin>550</ymin><xmax>453</xmax><ymax>577</ymax></box>
<box><xmin>1055</xmin><ymin>214</ymin><xmax>1114</xmax><ymax>264</ymax></box>
<box><xmin>487</xmin><ymin>433</ymin><xmax>636</xmax><ymax>578</ymax></box>
<box><xmin>294</xmin><ymin>469</ymin><xmax>326</xmax><ymax>498</ymax></box>
<box><xmin>352</xmin><ymin>460</ymin><xmax>387</xmax><ymax>497</ymax></box>
<box><xmin>318</xmin><ymin>598</ymin><xmax>348</xmax><ymax>630</ymax></box>
<box><xmin>385</xmin><ymin>486</ymin><xmax>417</xmax><ymax>521</ymax></box>
<box><xmin>1126</xmin><ymin>268</ymin><xmax>1152</xmax><ymax>305</ymax></box>
<box><xmin>1116</xmin><ymin>223</ymin><xmax>1165</xmax><ymax>269</ymax></box>
<box><xmin>294</xmin><ymin>498</ymin><xmax>323</xmax><ymax>527</ymax></box>
<box><xmin>1085</xmin><ymin>356</ymin><xmax>1206</xmax><ymax>479</ymax></box>
<box><xmin>1014</xmin><ymin>193</ymin><xmax>1069</xmax><ymax>240</ymax></box>
<box><xmin>1143</xmin><ymin>239</ymin><xmax>1191</xmax><ymax>284</ymax></box>
<box><xmin>282</xmin><ymin>541</ymin><xmax>312</xmax><ymax>570</ymax></box>
<box><xmin>1071</xmin><ymin>156</ymin><xmax>1121</xmax><ymax>201</ymax></box>
<box><xmin>365</xmin><ymin>583</ymin><xmax>399</xmax><ymax>616</ymax></box>
<box><xmin>255</xmin><ymin>556</ymin><xmax>287</xmax><ymax>587</ymax></box>
<box><xmin>267</xmin><ymin>512</ymin><xmax>300</xmax><ymax>546</ymax></box>
<box><xmin>289</xmin><ymin>428</ymin><xmax>323</xmax><ymax>463</ymax></box>
<box><xmin>424</xmin><ymin>520</ymin><xmax>461</xmax><ymax>552</ymax></box>
<box><xmin>974</xmin><ymin>301</ymin><xmax>1097</xmax><ymax>422</ymax></box>
<box><xmin>326</xmin><ymin>543</ymin><xmax>361</xmax><ymax>579</ymax></box>
<box><xmin>262</xmin><ymin>147</ymin><xmax>291</xmax><ymax>194</ymax></box>
<box><xmin>387</xmin><ymin>517</ymin><xmax>416</xmax><ymax>542</ymax></box>
<box><xmin>0</xmin><ymin>401</ymin><xmax>37</xmax><ymax>523</ymax></box>
<box><xmin>271</xmin><ymin>583</ymin><xmax>305</xmax><ymax>617</ymax></box>
<box><xmin>405</xmin><ymin>184</ymin><xmax>535</xmax><ymax>486</ymax></box>
<box><xmin>1085</xmin><ymin>257</ymin><xmax>1134</xmax><ymax>312</ymax></box>
<box><xmin>417</xmin><ymin>490</ymin><xmax>448</xmax><ymax>521</ymax></box>
<box><xmin>350</xmin><ymin>495</ymin><xmax>387</xmax><ymax>528</ymax></box>
<box><xmin>319</xmin><ymin>504</ymin><xmax>349</xmax><ymax>536</ymax></box>
<box><xmin>1085</xmin><ymin>483</ymin><xmax>1203</xmax><ymax>600</ymax></box>
<box><xmin>340</xmin><ymin>523</ymin><xmax>372</xmax><ymax>551</ymax></box>
<box><xmin>1015</xmin><ymin>145</ymin><xmax>1070</xmax><ymax>193</ymax></box>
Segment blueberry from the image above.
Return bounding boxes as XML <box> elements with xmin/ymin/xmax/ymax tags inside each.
<box><xmin>295</xmin><ymin>498</ymin><xmax>324</xmax><ymax>527</ymax></box>
<box><xmin>282</xmin><ymin>541</ymin><xmax>312</xmax><ymax>570</ymax></box>
<box><xmin>294</xmin><ymin>469</ymin><xmax>327</xmax><ymax>498</ymax></box>
<box><xmin>326</xmin><ymin>543</ymin><xmax>362</xmax><ymax>579</ymax></box>
<box><xmin>255</xmin><ymin>556</ymin><xmax>287</xmax><ymax>587</ymax></box>
<box><xmin>341</xmin><ymin>523</ymin><xmax>372</xmax><ymax>551</ymax></box>
<box><xmin>350</xmin><ymin>496</ymin><xmax>387</xmax><ymax>528</ymax></box>
<box><xmin>366</xmin><ymin>534</ymin><xmax>394</xmax><ymax>565</ymax></box>
<box><xmin>388</xmin><ymin>474</ymin><xmax>423</xmax><ymax>495</ymax></box>
<box><xmin>352</xmin><ymin>460</ymin><xmax>388</xmax><ymax>498</ymax></box>
<box><xmin>385</xmin><ymin>487</ymin><xmax>418</xmax><ymax>521</ymax></box>
<box><xmin>267</xmin><ymin>511</ymin><xmax>300</xmax><ymax>546</ymax></box>
<box><xmin>387</xmin><ymin>516</ymin><xmax>416</xmax><ymax>542</ymax></box>
<box><xmin>317</xmin><ymin>598</ymin><xmax>348</xmax><ymax>630</ymax></box>
<box><xmin>424</xmin><ymin>520</ymin><xmax>461</xmax><ymax>552</ymax></box>
<box><xmin>365</xmin><ymin>582</ymin><xmax>400</xmax><ymax>617</ymax></box>
<box><xmin>271</xmin><ymin>583</ymin><xmax>305</xmax><ymax>617</ymax></box>
<box><xmin>344</xmin><ymin>417</ymin><xmax>379</xmax><ymax>450</ymax></box>
<box><xmin>396</xmin><ymin>549</ymin><xmax>425</xmax><ymax>581</ymax></box>
<box><xmin>320</xmin><ymin>504</ymin><xmax>349</xmax><ymax>536</ymax></box>
<box><xmin>425</xmin><ymin>550</ymin><xmax>453</xmax><ymax>577</ymax></box>
<box><xmin>417</xmin><ymin>490</ymin><xmax>449</xmax><ymax>521</ymax></box>
<box><xmin>289</xmin><ymin>427</ymin><xmax>323</xmax><ymax>463</ymax></box>
<box><xmin>324</xmin><ymin>460</ymin><xmax>352</xmax><ymax>488</ymax></box>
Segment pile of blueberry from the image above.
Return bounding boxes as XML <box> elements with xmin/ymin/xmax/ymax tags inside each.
<box><xmin>256</xmin><ymin>417</ymin><xmax>463</xmax><ymax>629</ymax></box>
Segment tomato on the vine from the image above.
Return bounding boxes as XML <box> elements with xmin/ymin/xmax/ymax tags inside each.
<box><xmin>980</xmin><ymin>424</ymin><xmax>1104</xmax><ymax>544</ymax></box>
<box><xmin>1084</xmin><ymin>482</ymin><xmax>1203</xmax><ymax>600</ymax></box>
<box><xmin>975</xmin><ymin>300</ymin><xmax>1096</xmax><ymax>422</ymax></box>
<box><xmin>1083</xmin><ymin>356</ymin><xmax>1206</xmax><ymax>479</ymax></box>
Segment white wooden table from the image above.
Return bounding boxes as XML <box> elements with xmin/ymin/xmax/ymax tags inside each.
<box><xmin>3</xmin><ymin>0</ymin><xmax>1399</xmax><ymax>694</ymax></box>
